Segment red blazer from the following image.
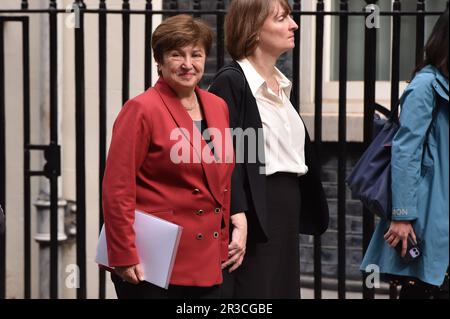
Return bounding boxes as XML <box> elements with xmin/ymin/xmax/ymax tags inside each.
<box><xmin>102</xmin><ymin>78</ymin><xmax>234</xmax><ymax>287</ymax></box>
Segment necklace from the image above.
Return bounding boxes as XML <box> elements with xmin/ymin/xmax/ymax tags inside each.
<box><xmin>183</xmin><ymin>95</ymin><xmax>199</xmax><ymax>112</ymax></box>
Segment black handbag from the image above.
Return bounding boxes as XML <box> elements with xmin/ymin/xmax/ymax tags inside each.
<box><xmin>347</xmin><ymin>89</ymin><xmax>440</xmax><ymax>220</ymax></box>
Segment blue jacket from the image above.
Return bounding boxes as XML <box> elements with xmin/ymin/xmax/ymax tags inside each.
<box><xmin>361</xmin><ymin>65</ymin><xmax>449</xmax><ymax>286</ymax></box>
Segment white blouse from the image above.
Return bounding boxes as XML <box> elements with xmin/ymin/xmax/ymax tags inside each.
<box><xmin>237</xmin><ymin>58</ymin><xmax>308</xmax><ymax>176</ymax></box>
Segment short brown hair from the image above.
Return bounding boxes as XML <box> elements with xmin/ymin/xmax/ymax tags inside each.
<box><xmin>152</xmin><ymin>14</ymin><xmax>213</xmax><ymax>65</ymax></box>
<box><xmin>225</xmin><ymin>0</ymin><xmax>292</xmax><ymax>60</ymax></box>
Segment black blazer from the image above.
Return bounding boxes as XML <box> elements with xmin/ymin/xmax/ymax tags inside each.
<box><xmin>209</xmin><ymin>61</ymin><xmax>329</xmax><ymax>243</ymax></box>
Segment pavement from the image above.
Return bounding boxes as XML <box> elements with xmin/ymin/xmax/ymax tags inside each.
<box><xmin>301</xmin><ymin>288</ymin><xmax>391</xmax><ymax>299</ymax></box>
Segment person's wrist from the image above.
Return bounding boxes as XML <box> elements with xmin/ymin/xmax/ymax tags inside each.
<box><xmin>231</xmin><ymin>212</ymin><xmax>246</xmax><ymax>227</ymax></box>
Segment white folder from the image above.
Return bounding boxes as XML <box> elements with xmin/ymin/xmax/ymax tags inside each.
<box><xmin>96</xmin><ymin>210</ymin><xmax>183</xmax><ymax>289</ymax></box>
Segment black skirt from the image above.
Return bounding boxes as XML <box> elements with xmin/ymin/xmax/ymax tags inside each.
<box><xmin>221</xmin><ymin>172</ymin><xmax>301</xmax><ymax>299</ymax></box>
<box><xmin>111</xmin><ymin>273</ymin><xmax>220</xmax><ymax>299</ymax></box>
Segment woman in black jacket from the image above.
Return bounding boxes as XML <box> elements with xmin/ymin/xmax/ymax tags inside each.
<box><xmin>209</xmin><ymin>0</ymin><xmax>329</xmax><ymax>299</ymax></box>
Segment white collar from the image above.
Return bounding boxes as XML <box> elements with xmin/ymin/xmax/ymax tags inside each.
<box><xmin>237</xmin><ymin>58</ymin><xmax>292</xmax><ymax>97</ymax></box>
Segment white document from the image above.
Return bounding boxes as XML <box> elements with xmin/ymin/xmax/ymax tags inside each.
<box><xmin>96</xmin><ymin>210</ymin><xmax>183</xmax><ymax>289</ymax></box>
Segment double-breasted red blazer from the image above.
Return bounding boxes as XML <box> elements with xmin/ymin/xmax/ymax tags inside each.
<box><xmin>102</xmin><ymin>77</ymin><xmax>234</xmax><ymax>287</ymax></box>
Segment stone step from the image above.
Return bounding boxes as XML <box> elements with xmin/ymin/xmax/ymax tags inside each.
<box><xmin>299</xmin><ymin>274</ymin><xmax>391</xmax><ymax>295</ymax></box>
<box><xmin>300</xmin><ymin>244</ymin><xmax>363</xmax><ymax>266</ymax></box>
<box><xmin>300</xmin><ymin>232</ymin><xmax>363</xmax><ymax>251</ymax></box>
<box><xmin>300</xmin><ymin>262</ymin><xmax>363</xmax><ymax>280</ymax></box>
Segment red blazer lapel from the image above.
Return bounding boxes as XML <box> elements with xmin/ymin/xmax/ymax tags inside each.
<box><xmin>154</xmin><ymin>78</ymin><xmax>224</xmax><ymax>206</ymax></box>
<box><xmin>154</xmin><ymin>78</ymin><xmax>203</xmax><ymax>159</ymax></box>
<box><xmin>196</xmin><ymin>87</ymin><xmax>228</xmax><ymax>206</ymax></box>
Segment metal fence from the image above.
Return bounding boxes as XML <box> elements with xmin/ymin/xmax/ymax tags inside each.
<box><xmin>0</xmin><ymin>0</ymin><xmax>447</xmax><ymax>299</ymax></box>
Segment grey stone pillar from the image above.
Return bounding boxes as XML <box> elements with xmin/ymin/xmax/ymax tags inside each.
<box><xmin>34</xmin><ymin>198</ymin><xmax>67</xmax><ymax>299</ymax></box>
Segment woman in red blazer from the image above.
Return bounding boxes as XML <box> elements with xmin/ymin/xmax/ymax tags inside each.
<box><xmin>102</xmin><ymin>15</ymin><xmax>238</xmax><ymax>299</ymax></box>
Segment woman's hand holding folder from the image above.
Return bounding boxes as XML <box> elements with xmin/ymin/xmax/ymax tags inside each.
<box><xmin>115</xmin><ymin>263</ymin><xmax>145</xmax><ymax>285</ymax></box>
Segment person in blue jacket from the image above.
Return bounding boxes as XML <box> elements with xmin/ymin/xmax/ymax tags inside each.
<box><xmin>361</xmin><ymin>9</ymin><xmax>448</xmax><ymax>299</ymax></box>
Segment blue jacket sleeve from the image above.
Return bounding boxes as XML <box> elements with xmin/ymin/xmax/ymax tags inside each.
<box><xmin>391</xmin><ymin>74</ymin><xmax>436</xmax><ymax>221</ymax></box>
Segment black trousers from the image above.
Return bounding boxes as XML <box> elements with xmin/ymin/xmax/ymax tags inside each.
<box><xmin>221</xmin><ymin>172</ymin><xmax>301</xmax><ymax>299</ymax></box>
<box><xmin>398</xmin><ymin>268</ymin><xmax>449</xmax><ymax>299</ymax></box>
<box><xmin>111</xmin><ymin>273</ymin><xmax>220</xmax><ymax>299</ymax></box>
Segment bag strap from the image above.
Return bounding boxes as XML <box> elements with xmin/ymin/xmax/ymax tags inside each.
<box><xmin>395</xmin><ymin>88</ymin><xmax>440</xmax><ymax>164</ymax></box>
<box><xmin>389</xmin><ymin>100</ymin><xmax>401</xmax><ymax>123</ymax></box>
<box><xmin>394</xmin><ymin>74</ymin><xmax>442</xmax><ymax>125</ymax></box>
<box><xmin>424</xmin><ymin>89</ymin><xmax>440</xmax><ymax>143</ymax></box>
<box><xmin>211</xmin><ymin>64</ymin><xmax>247</xmax><ymax>89</ymax></box>
<box><xmin>210</xmin><ymin>64</ymin><xmax>248</xmax><ymax>127</ymax></box>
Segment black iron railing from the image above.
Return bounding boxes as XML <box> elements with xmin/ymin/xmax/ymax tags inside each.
<box><xmin>0</xmin><ymin>0</ymin><xmax>447</xmax><ymax>299</ymax></box>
